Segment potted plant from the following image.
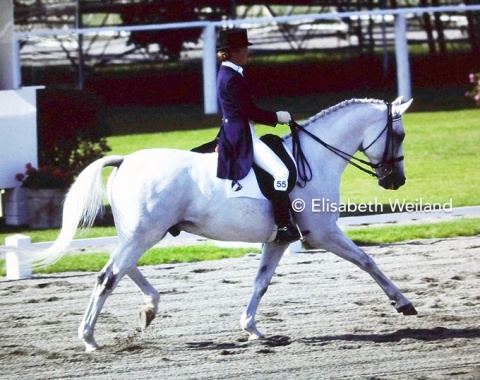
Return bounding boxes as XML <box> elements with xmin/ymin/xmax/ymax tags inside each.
<box><xmin>15</xmin><ymin>163</ymin><xmax>73</xmax><ymax>229</ymax></box>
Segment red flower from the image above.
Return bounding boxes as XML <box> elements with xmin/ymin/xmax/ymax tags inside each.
<box><xmin>14</xmin><ymin>163</ymin><xmax>72</xmax><ymax>189</ymax></box>
<box><xmin>52</xmin><ymin>169</ymin><xmax>63</xmax><ymax>178</ymax></box>
<box><xmin>26</xmin><ymin>165</ymin><xmax>37</xmax><ymax>175</ymax></box>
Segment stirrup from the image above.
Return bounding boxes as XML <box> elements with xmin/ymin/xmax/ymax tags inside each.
<box><xmin>274</xmin><ymin>224</ymin><xmax>309</xmax><ymax>243</ymax></box>
<box><xmin>295</xmin><ymin>224</ymin><xmax>309</xmax><ymax>241</ymax></box>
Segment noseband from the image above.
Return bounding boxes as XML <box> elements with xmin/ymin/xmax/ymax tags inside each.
<box><xmin>359</xmin><ymin>102</ymin><xmax>404</xmax><ymax>180</ymax></box>
<box><xmin>289</xmin><ymin>101</ymin><xmax>403</xmax><ymax>187</ymax></box>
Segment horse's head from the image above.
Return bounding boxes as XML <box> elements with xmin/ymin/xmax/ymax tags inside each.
<box><xmin>361</xmin><ymin>97</ymin><xmax>413</xmax><ymax>190</ymax></box>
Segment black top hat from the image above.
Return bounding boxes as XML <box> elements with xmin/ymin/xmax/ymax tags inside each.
<box><xmin>217</xmin><ymin>28</ymin><xmax>253</xmax><ymax>51</ymax></box>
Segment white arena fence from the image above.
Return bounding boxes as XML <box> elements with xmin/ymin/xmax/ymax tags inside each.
<box><xmin>0</xmin><ymin>233</ymin><xmax>269</xmax><ymax>281</ymax></box>
<box><xmin>3</xmin><ymin>206</ymin><xmax>480</xmax><ymax>280</ymax></box>
<box><xmin>14</xmin><ymin>4</ymin><xmax>480</xmax><ymax>113</ymax></box>
<box><xmin>2</xmin><ymin>234</ymin><xmax>118</xmax><ymax>280</ymax></box>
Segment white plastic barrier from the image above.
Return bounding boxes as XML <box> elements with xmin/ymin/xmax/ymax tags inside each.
<box><xmin>3</xmin><ymin>234</ymin><xmax>119</xmax><ymax>280</ymax></box>
<box><xmin>3</xmin><ymin>205</ymin><xmax>479</xmax><ymax>280</ymax></box>
<box><xmin>2</xmin><ymin>232</ymin><xmax>304</xmax><ymax>280</ymax></box>
<box><xmin>5</xmin><ymin>234</ymin><xmax>32</xmax><ymax>280</ymax></box>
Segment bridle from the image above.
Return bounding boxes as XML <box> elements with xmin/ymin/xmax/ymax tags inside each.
<box><xmin>289</xmin><ymin>102</ymin><xmax>404</xmax><ymax>188</ymax></box>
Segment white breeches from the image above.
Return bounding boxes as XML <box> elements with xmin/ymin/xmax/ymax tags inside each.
<box><xmin>250</xmin><ymin>124</ymin><xmax>289</xmax><ymax>191</ymax></box>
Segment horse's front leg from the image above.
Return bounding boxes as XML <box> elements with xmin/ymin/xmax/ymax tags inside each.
<box><xmin>241</xmin><ymin>242</ymin><xmax>289</xmax><ymax>340</ymax></box>
<box><xmin>313</xmin><ymin>226</ymin><xmax>417</xmax><ymax>315</ymax></box>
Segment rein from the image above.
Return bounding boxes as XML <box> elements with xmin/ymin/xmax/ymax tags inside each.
<box><xmin>289</xmin><ymin>102</ymin><xmax>403</xmax><ymax>187</ymax></box>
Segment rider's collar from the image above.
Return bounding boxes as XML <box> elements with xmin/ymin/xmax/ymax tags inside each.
<box><xmin>222</xmin><ymin>61</ymin><xmax>244</xmax><ymax>76</ymax></box>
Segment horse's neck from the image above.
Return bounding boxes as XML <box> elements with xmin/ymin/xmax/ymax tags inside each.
<box><xmin>319</xmin><ymin>103</ymin><xmax>380</xmax><ymax>146</ymax></box>
<box><xmin>284</xmin><ymin>103</ymin><xmax>382</xmax><ymax>185</ymax></box>
<box><xmin>290</xmin><ymin>106</ymin><xmax>370</xmax><ymax>164</ymax></box>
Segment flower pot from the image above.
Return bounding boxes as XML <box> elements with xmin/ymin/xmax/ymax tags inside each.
<box><xmin>25</xmin><ymin>188</ymin><xmax>66</xmax><ymax>229</ymax></box>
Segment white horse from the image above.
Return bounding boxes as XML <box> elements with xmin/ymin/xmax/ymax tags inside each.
<box><xmin>14</xmin><ymin>97</ymin><xmax>416</xmax><ymax>352</ymax></box>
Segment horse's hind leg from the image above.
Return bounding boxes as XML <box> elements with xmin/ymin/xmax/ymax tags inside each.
<box><xmin>127</xmin><ymin>267</ymin><xmax>160</xmax><ymax>330</ymax></box>
<box><xmin>78</xmin><ymin>258</ymin><xmax>124</xmax><ymax>352</ymax></box>
<box><xmin>241</xmin><ymin>242</ymin><xmax>289</xmax><ymax>340</ymax></box>
<box><xmin>78</xmin><ymin>245</ymin><xmax>143</xmax><ymax>351</ymax></box>
<box><xmin>315</xmin><ymin>227</ymin><xmax>417</xmax><ymax>315</ymax></box>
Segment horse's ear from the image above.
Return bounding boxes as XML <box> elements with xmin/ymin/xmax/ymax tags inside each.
<box><xmin>392</xmin><ymin>96</ymin><xmax>403</xmax><ymax>106</ymax></box>
<box><xmin>393</xmin><ymin>98</ymin><xmax>413</xmax><ymax>117</ymax></box>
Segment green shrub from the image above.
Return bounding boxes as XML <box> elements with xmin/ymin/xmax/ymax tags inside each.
<box><xmin>37</xmin><ymin>88</ymin><xmax>111</xmax><ymax>178</ymax></box>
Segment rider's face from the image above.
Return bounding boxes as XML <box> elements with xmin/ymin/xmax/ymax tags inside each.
<box><xmin>230</xmin><ymin>46</ymin><xmax>249</xmax><ymax>66</ymax></box>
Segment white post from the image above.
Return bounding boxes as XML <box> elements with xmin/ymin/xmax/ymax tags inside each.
<box><xmin>394</xmin><ymin>14</ymin><xmax>412</xmax><ymax>100</ymax></box>
<box><xmin>202</xmin><ymin>24</ymin><xmax>218</xmax><ymax>114</ymax></box>
<box><xmin>5</xmin><ymin>234</ymin><xmax>32</xmax><ymax>280</ymax></box>
<box><xmin>0</xmin><ymin>0</ymin><xmax>19</xmax><ymax>89</ymax></box>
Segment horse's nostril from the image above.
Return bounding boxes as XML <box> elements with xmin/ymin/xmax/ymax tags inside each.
<box><xmin>379</xmin><ymin>172</ymin><xmax>405</xmax><ymax>190</ymax></box>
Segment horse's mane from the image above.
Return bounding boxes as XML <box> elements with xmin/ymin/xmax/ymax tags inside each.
<box><xmin>301</xmin><ymin>98</ymin><xmax>385</xmax><ymax>127</ymax></box>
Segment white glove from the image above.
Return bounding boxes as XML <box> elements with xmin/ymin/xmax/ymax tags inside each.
<box><xmin>276</xmin><ymin>111</ymin><xmax>292</xmax><ymax>125</ymax></box>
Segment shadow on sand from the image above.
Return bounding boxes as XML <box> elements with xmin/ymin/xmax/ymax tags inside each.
<box><xmin>301</xmin><ymin>327</ymin><xmax>480</xmax><ymax>344</ymax></box>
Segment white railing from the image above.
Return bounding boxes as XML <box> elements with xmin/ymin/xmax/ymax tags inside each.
<box><xmin>2</xmin><ymin>234</ymin><xmax>118</xmax><ymax>280</ymax></box>
<box><xmin>3</xmin><ymin>205</ymin><xmax>479</xmax><ymax>280</ymax></box>
<box><xmin>1</xmin><ymin>232</ymin><xmax>268</xmax><ymax>280</ymax></box>
<box><xmin>13</xmin><ymin>4</ymin><xmax>480</xmax><ymax>114</ymax></box>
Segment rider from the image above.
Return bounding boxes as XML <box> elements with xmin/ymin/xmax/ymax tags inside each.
<box><xmin>216</xmin><ymin>28</ymin><xmax>303</xmax><ymax>243</ymax></box>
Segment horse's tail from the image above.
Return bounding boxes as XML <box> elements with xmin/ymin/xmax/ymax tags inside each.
<box><xmin>7</xmin><ymin>155</ymin><xmax>124</xmax><ymax>270</ymax></box>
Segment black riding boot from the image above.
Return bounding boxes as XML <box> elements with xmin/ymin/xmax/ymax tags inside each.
<box><xmin>273</xmin><ymin>190</ymin><xmax>305</xmax><ymax>243</ymax></box>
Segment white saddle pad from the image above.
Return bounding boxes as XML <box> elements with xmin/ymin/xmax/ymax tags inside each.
<box><xmin>225</xmin><ymin>168</ymin><xmax>267</xmax><ymax>200</ymax></box>
<box><xmin>196</xmin><ymin>148</ymin><xmax>294</xmax><ymax>201</ymax></box>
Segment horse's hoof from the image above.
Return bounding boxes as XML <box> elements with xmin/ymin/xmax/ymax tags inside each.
<box><xmin>244</xmin><ymin>328</ymin><xmax>265</xmax><ymax>341</ymax></box>
<box><xmin>139</xmin><ymin>307</ymin><xmax>156</xmax><ymax>330</ymax></box>
<box><xmin>248</xmin><ymin>333</ymin><xmax>264</xmax><ymax>341</ymax></box>
<box><xmin>83</xmin><ymin>340</ymin><xmax>100</xmax><ymax>352</ymax></box>
<box><xmin>396</xmin><ymin>303</ymin><xmax>418</xmax><ymax>315</ymax></box>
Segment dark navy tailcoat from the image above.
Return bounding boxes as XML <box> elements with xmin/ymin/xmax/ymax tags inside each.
<box><xmin>216</xmin><ymin>65</ymin><xmax>278</xmax><ymax>181</ymax></box>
